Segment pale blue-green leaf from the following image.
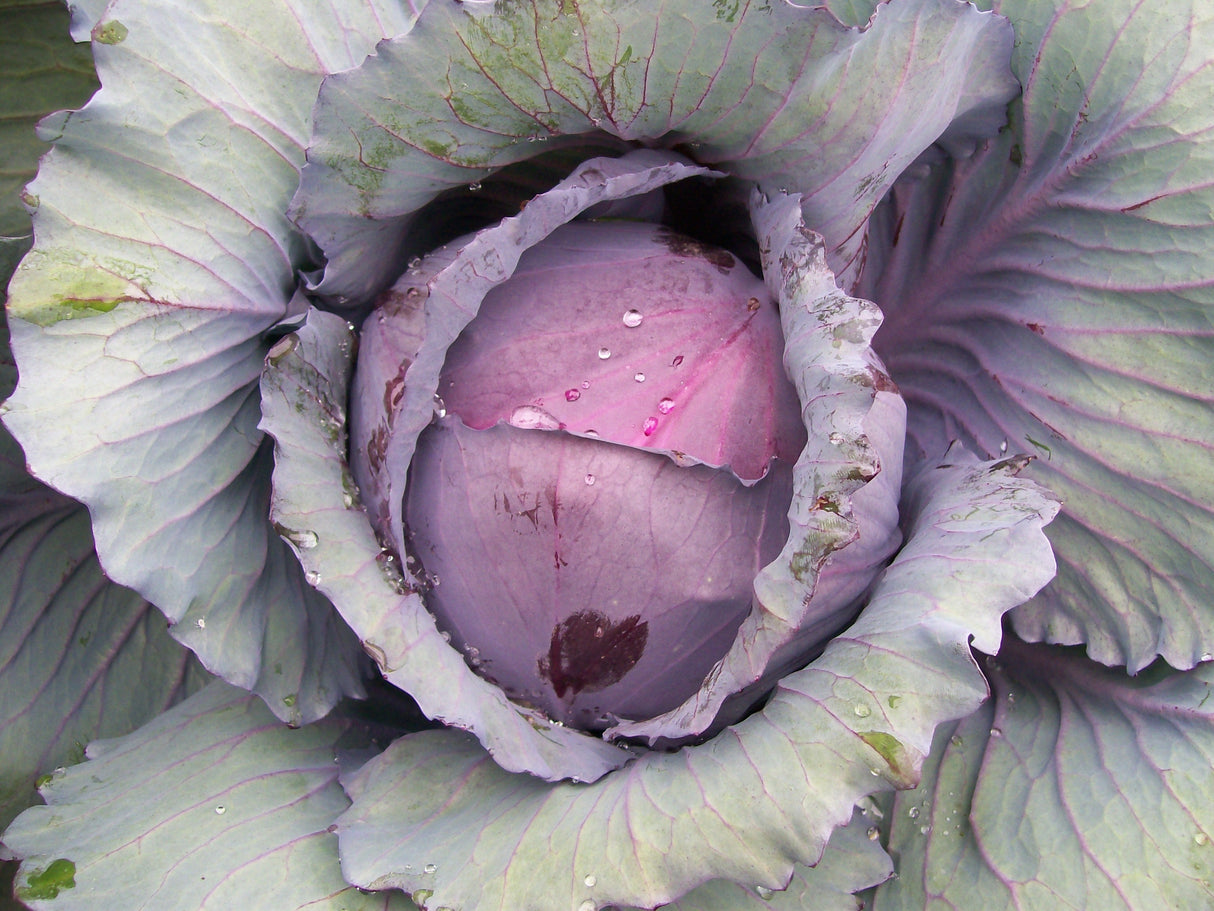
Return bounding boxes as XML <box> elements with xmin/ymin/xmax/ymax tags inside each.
<box><xmin>863</xmin><ymin>0</ymin><xmax>1214</xmax><ymax>671</ymax></box>
<box><xmin>334</xmin><ymin>450</ymin><xmax>1058</xmax><ymax>910</ymax></box>
<box><xmin>258</xmin><ymin>306</ymin><xmax>632</xmax><ymax>783</ymax></box>
<box><xmin>610</xmin><ymin>193</ymin><xmax>906</xmax><ymax>745</ymax></box>
<box><xmin>3</xmin><ymin>681</ymin><xmax>413</xmax><ymax>911</ymax></box>
<box><xmin>293</xmin><ymin>0</ymin><xmax>1017</xmax><ymax>305</ymax></box>
<box><xmin>1</xmin><ymin>0</ymin><xmax>422</xmax><ymax>721</ymax></box>
<box><xmin>626</xmin><ymin>807</ymin><xmax>892</xmax><ymax>911</ymax></box>
<box><xmin>0</xmin><ymin>459</ymin><xmax>209</xmax><ymax>833</ymax></box>
<box><xmin>872</xmin><ymin>640</ymin><xmax>1214</xmax><ymax>910</ymax></box>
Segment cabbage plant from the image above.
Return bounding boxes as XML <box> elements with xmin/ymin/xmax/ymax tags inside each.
<box><xmin>1</xmin><ymin>0</ymin><xmax>1212</xmax><ymax>909</ymax></box>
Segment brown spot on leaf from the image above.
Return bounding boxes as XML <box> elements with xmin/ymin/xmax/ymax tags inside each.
<box><xmin>537</xmin><ymin>610</ymin><xmax>648</xmax><ymax>699</ymax></box>
<box><xmin>658</xmin><ymin>228</ymin><xmax>736</xmax><ymax>273</ymax></box>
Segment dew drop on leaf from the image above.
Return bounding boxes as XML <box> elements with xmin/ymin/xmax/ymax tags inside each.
<box><xmin>622</xmin><ymin>309</ymin><xmax>643</xmax><ymax>328</ymax></box>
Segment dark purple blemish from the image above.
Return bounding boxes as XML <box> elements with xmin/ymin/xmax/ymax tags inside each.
<box><xmin>537</xmin><ymin>610</ymin><xmax>649</xmax><ymax>699</ymax></box>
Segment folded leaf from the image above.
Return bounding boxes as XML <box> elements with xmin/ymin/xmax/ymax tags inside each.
<box><xmin>2</xmin><ymin>0</ymin><xmax>421</xmax><ymax>721</ymax></box>
<box><xmin>293</xmin><ymin>0</ymin><xmax>1018</xmax><ymax>304</ymax></box>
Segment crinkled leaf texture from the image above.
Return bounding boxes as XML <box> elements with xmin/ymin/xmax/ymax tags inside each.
<box><xmin>293</xmin><ymin>0</ymin><xmax>1018</xmax><ymax>305</ymax></box>
<box><xmin>872</xmin><ymin>639</ymin><xmax>1214</xmax><ymax>910</ymax></box>
<box><xmin>2</xmin><ymin>681</ymin><xmax>412</xmax><ymax>911</ymax></box>
<box><xmin>863</xmin><ymin>0</ymin><xmax>1214</xmax><ymax>671</ymax></box>
<box><xmin>1</xmin><ymin>0</ymin><xmax>422</xmax><ymax>722</ymax></box>
<box><xmin>330</xmin><ymin>449</ymin><xmax>1058</xmax><ymax>911</ymax></box>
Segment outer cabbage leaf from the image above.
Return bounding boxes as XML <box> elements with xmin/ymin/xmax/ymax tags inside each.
<box><xmin>863</xmin><ymin>0</ymin><xmax>1214</xmax><ymax>671</ymax></box>
<box><xmin>872</xmin><ymin>639</ymin><xmax>1214</xmax><ymax>910</ymax></box>
<box><xmin>332</xmin><ymin>449</ymin><xmax>1058</xmax><ymax>911</ymax></box>
<box><xmin>292</xmin><ymin>0</ymin><xmax>1018</xmax><ymax>305</ymax></box>
<box><xmin>2</xmin><ymin>681</ymin><xmax>412</xmax><ymax>911</ymax></box>
<box><xmin>1</xmin><ymin>0</ymin><xmax>421</xmax><ymax>721</ymax></box>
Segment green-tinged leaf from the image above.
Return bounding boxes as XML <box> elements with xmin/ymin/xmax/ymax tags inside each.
<box><xmin>2</xmin><ymin>681</ymin><xmax>414</xmax><ymax>911</ymax></box>
<box><xmin>873</xmin><ymin>640</ymin><xmax>1214</xmax><ymax>910</ymax></box>
<box><xmin>1</xmin><ymin>0</ymin><xmax>422</xmax><ymax>721</ymax></box>
<box><xmin>0</xmin><ymin>473</ymin><xmax>210</xmax><ymax>832</ymax></box>
<box><xmin>293</xmin><ymin>0</ymin><xmax>1017</xmax><ymax>304</ymax></box>
<box><xmin>0</xmin><ymin>1</ymin><xmax>98</xmax><ymax>240</ymax></box>
<box><xmin>864</xmin><ymin>0</ymin><xmax>1214</xmax><ymax>670</ymax></box>
<box><xmin>332</xmin><ymin>449</ymin><xmax>1057</xmax><ymax>910</ymax></box>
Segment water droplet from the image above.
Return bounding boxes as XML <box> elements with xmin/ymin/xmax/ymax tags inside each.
<box><xmin>468</xmin><ymin>181</ymin><xmax>482</xmax><ymax>191</ymax></box>
<box><xmin>342</xmin><ymin>491</ymin><xmax>354</xmax><ymax>508</ymax></box>
<box><xmin>1201</xmin><ymin>653</ymin><xmax>1213</xmax><ymax>663</ymax></box>
<box><xmin>1196</xmin><ymin>832</ymin><xmax>1209</xmax><ymax>846</ymax></box>
<box><xmin>671</xmin><ymin>354</ymin><xmax>684</xmax><ymax>367</ymax></box>
<box><xmin>633</xmin><ymin>372</ymin><xmax>646</xmax><ymax>383</ymax></box>
<box><xmin>214</xmin><ymin>805</ymin><xmax>226</xmax><ymax>815</ymax></box>
<box><xmin>642</xmin><ymin>416</ymin><xmax>658</xmax><ymax>436</ymax></box>
<box><xmin>999</xmin><ymin>439</ymin><xmax>1008</xmax><ymax>454</ymax></box>
<box><xmin>282</xmin><ymin>527</ymin><xmax>318</xmax><ymax>549</ymax></box>
<box><xmin>990</xmin><ymin>727</ymin><xmax>1003</xmax><ymax>738</ymax></box>
<box><xmin>597</xmin><ymin>347</ymin><xmax>611</xmax><ymax>360</ymax></box>
<box><xmin>657</xmin><ymin>397</ymin><xmax>675</xmax><ymax>414</ymax></box>
<box><xmin>581</xmin><ymin>380</ymin><xmax>591</xmax><ymax>389</ymax></box>
<box><xmin>195</xmin><ymin>618</ymin><xmax>206</xmax><ymax>630</ymax></box>
<box><xmin>584</xmin><ymin>474</ymin><xmax>596</xmax><ymax>486</ymax></box>
<box><xmin>907</xmin><ymin>806</ymin><xmax>920</xmax><ymax>819</ymax></box>
<box><xmin>440</xmin><ymin>630</ymin><xmax>451</xmax><ymax>643</ymax></box>
<box><xmin>854</xmin><ymin>703</ymin><xmax>871</xmax><ymax>718</ymax></box>
<box><xmin>867</xmin><ymin>826</ymin><xmax>880</xmax><ymax>841</ymax></box>
<box><xmin>578</xmin><ymin>901</ymin><xmax>596</xmax><ymax>911</ymax></box>
<box><xmin>622</xmin><ymin>309</ymin><xmax>643</xmax><ymax>328</ymax></box>
<box><xmin>755</xmin><ymin>886</ymin><xmax>774</xmax><ymax>900</ymax></box>
<box><xmin>828</xmin><ymin>432</ymin><xmax>844</xmax><ymax>445</ymax></box>
<box><xmin>919</xmin><ymin>825</ymin><xmax>931</xmax><ymax>835</ymax></box>
<box><xmin>584</xmin><ymin>429</ymin><xmax>599</xmax><ymax>438</ymax></box>
<box><xmin>423</xmin><ymin>863</ymin><xmax>437</xmax><ymax>874</ymax></box>
<box><xmin>305</xmin><ymin>570</ymin><xmax>322</xmax><ymax>586</ymax></box>
<box><xmin>583</xmin><ymin>874</ymin><xmax>597</xmax><ymax>888</ymax></box>
<box><xmin>565</xmin><ymin>388</ymin><xmax>582</xmax><ymax>402</ymax></box>
<box><xmin>950</xmin><ymin>735</ymin><xmax>964</xmax><ymax>748</ymax></box>
<box><xmin>509</xmin><ymin>405</ymin><xmax>562</xmax><ymax>431</ymax></box>
<box><xmin>432</xmin><ymin>395</ymin><xmax>447</xmax><ymax>418</ymax></box>
<box><xmin>1006</xmin><ymin>691</ymin><xmax>1016</xmax><ymax>704</ymax></box>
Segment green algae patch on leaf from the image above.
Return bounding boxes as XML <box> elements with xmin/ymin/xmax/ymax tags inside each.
<box><xmin>6</xmin><ymin>261</ymin><xmax>138</xmax><ymax>327</ymax></box>
<box><xmin>16</xmin><ymin>858</ymin><xmax>76</xmax><ymax>902</ymax></box>
<box><xmin>91</xmin><ymin>19</ymin><xmax>128</xmax><ymax>44</ymax></box>
<box><xmin>859</xmin><ymin>732</ymin><xmax>915</xmax><ymax>786</ymax></box>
